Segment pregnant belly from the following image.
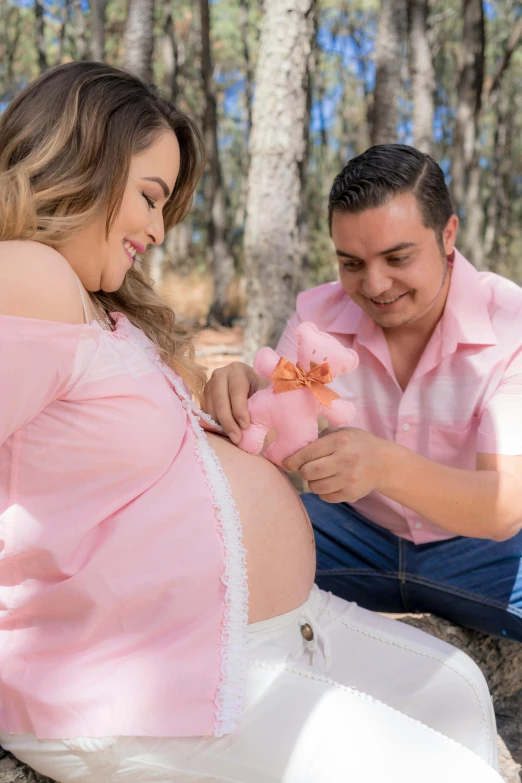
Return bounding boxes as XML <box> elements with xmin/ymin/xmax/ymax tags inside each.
<box><xmin>206</xmin><ymin>433</ymin><xmax>316</xmax><ymax>623</ymax></box>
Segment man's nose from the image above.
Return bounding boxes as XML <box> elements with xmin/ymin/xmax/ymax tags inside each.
<box><xmin>362</xmin><ymin>266</ymin><xmax>393</xmax><ymax>298</ymax></box>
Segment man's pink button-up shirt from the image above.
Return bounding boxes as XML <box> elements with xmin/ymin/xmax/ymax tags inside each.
<box><xmin>277</xmin><ymin>250</ymin><xmax>522</xmax><ymax>544</ymax></box>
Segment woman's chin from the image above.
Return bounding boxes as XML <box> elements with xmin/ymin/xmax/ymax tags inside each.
<box><xmin>100</xmin><ymin>271</ymin><xmax>128</xmax><ymax>293</ymax></box>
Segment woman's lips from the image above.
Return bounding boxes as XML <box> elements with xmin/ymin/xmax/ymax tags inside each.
<box><xmin>128</xmin><ymin>240</ymin><xmax>146</xmax><ymax>253</ymax></box>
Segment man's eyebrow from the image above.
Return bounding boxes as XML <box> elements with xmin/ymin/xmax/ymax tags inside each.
<box><xmin>142</xmin><ymin>177</ymin><xmax>170</xmax><ymax>198</ymax></box>
<box><xmin>335</xmin><ymin>249</ymin><xmax>363</xmax><ymax>260</ymax></box>
<box><xmin>335</xmin><ymin>241</ymin><xmax>417</xmax><ymax>260</ymax></box>
<box><xmin>378</xmin><ymin>242</ymin><xmax>417</xmax><ymax>256</ymax></box>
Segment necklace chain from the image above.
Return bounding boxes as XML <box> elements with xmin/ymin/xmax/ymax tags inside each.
<box><xmin>89</xmin><ymin>295</ymin><xmax>113</xmax><ymax>331</ymax></box>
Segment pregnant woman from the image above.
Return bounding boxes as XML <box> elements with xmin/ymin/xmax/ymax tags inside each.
<box><xmin>0</xmin><ymin>61</ymin><xmax>502</xmax><ymax>783</ymax></box>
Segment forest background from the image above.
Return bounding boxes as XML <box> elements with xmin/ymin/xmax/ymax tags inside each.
<box><xmin>1</xmin><ymin>0</ymin><xmax>521</xmax><ymax>363</ymax></box>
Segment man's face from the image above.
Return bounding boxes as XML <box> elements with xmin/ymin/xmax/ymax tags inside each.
<box><xmin>331</xmin><ymin>192</ymin><xmax>458</xmax><ymax>330</ymax></box>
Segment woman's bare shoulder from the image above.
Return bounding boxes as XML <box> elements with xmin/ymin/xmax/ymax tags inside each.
<box><xmin>0</xmin><ymin>241</ymin><xmax>85</xmax><ymax>324</ymax></box>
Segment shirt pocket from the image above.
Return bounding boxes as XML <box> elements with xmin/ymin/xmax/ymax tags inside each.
<box><xmin>429</xmin><ymin>418</ymin><xmax>479</xmax><ymax>470</ymax></box>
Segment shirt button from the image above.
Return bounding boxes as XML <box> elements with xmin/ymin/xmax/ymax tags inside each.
<box><xmin>402</xmin><ymin>422</ymin><xmax>410</xmax><ymax>432</ymax></box>
<box><xmin>415</xmin><ymin>522</ymin><xmax>423</xmax><ymax>530</ymax></box>
<box><xmin>300</xmin><ymin>623</ymin><xmax>314</xmax><ymax>641</ymax></box>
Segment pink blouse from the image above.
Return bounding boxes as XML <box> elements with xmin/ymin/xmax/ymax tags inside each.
<box><xmin>0</xmin><ymin>312</ymin><xmax>248</xmax><ymax>739</ymax></box>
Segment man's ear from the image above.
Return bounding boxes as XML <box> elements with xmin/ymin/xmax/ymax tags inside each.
<box><xmin>443</xmin><ymin>214</ymin><xmax>459</xmax><ymax>256</ymax></box>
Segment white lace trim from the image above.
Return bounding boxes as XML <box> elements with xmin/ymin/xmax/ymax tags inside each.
<box><xmin>191</xmin><ymin>403</ymin><xmax>225</xmax><ymax>434</ymax></box>
<box><xmin>149</xmin><ymin>353</ymin><xmax>249</xmax><ymax>737</ymax></box>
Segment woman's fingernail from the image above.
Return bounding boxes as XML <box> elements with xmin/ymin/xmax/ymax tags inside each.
<box><xmin>229</xmin><ymin>431</ymin><xmax>240</xmax><ymax>444</ymax></box>
<box><xmin>238</xmin><ymin>419</ymin><xmax>248</xmax><ymax>429</ymax></box>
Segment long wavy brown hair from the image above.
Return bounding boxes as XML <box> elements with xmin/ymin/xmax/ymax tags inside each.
<box><xmin>0</xmin><ymin>61</ymin><xmax>207</xmax><ymax>396</ymax></box>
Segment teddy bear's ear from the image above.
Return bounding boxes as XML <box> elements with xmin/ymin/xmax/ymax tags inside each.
<box><xmin>253</xmin><ymin>347</ymin><xmax>281</xmax><ymax>379</ymax></box>
<box><xmin>338</xmin><ymin>348</ymin><xmax>359</xmax><ymax>373</ymax></box>
<box><xmin>295</xmin><ymin>321</ymin><xmax>325</xmax><ymax>347</ymax></box>
<box><xmin>296</xmin><ymin>322</ymin><xmax>359</xmax><ymax>376</ymax></box>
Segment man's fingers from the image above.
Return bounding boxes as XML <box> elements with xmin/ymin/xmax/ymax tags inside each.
<box><xmin>317</xmin><ymin>490</ymin><xmax>347</xmax><ymax>504</ymax></box>
<box><xmin>299</xmin><ymin>455</ymin><xmax>335</xmax><ymax>483</ymax></box>
<box><xmin>228</xmin><ymin>372</ymin><xmax>252</xmax><ymax>431</ymax></box>
<box><xmin>284</xmin><ymin>433</ymin><xmax>337</xmax><ymax>473</ymax></box>
<box><xmin>308</xmin><ymin>474</ymin><xmax>343</xmax><ymax>496</ymax></box>
<box><xmin>202</xmin><ymin>363</ymin><xmax>258</xmax><ymax>444</ymax></box>
<box><xmin>201</xmin><ymin>385</ymin><xmax>217</xmax><ymax>425</ymax></box>
<box><xmin>206</xmin><ymin>369</ymin><xmax>244</xmax><ymax>443</ymax></box>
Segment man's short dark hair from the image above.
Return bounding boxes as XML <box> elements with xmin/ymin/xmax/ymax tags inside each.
<box><xmin>328</xmin><ymin>144</ymin><xmax>454</xmax><ymax>249</ymax></box>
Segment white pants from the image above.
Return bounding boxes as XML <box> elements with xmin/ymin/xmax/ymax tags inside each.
<box><xmin>0</xmin><ymin>588</ymin><xmax>502</xmax><ymax>783</ymax></box>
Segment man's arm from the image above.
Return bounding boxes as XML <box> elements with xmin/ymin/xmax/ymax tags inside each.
<box><xmin>378</xmin><ymin>441</ymin><xmax>522</xmax><ymax>541</ymax></box>
<box><xmin>284</xmin><ymin>429</ymin><xmax>522</xmax><ymax>541</ymax></box>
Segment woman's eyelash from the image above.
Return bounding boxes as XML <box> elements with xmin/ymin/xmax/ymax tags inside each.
<box><xmin>141</xmin><ymin>192</ymin><xmax>156</xmax><ymax>209</ymax></box>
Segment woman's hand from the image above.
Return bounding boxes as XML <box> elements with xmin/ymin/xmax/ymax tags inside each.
<box><xmin>202</xmin><ymin>362</ymin><xmax>268</xmax><ymax>444</ymax></box>
<box><xmin>283</xmin><ymin>427</ymin><xmax>390</xmax><ymax>503</ymax></box>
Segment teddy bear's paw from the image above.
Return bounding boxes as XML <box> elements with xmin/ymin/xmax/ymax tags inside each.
<box><xmin>238</xmin><ymin>424</ymin><xmax>274</xmax><ymax>456</ymax></box>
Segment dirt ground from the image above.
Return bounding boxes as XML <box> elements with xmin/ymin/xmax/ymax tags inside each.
<box><xmin>195</xmin><ymin>325</ymin><xmax>244</xmax><ymax>374</ymax></box>
<box><xmin>159</xmin><ymin>270</ymin><xmax>246</xmax><ymax>376</ymax></box>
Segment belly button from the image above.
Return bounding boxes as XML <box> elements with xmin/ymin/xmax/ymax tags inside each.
<box><xmin>300</xmin><ymin>623</ymin><xmax>314</xmax><ymax>641</ymax></box>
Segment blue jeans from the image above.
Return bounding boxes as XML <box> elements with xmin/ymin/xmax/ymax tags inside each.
<box><xmin>302</xmin><ymin>494</ymin><xmax>522</xmax><ymax>641</ymax></box>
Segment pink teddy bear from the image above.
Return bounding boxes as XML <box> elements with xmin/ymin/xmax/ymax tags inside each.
<box><xmin>238</xmin><ymin>322</ymin><xmax>359</xmax><ymax>468</ymax></box>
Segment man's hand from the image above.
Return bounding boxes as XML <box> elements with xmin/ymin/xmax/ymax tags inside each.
<box><xmin>284</xmin><ymin>428</ymin><xmax>388</xmax><ymax>503</ymax></box>
<box><xmin>202</xmin><ymin>362</ymin><xmax>268</xmax><ymax>444</ymax></box>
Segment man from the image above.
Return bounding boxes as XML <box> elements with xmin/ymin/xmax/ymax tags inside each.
<box><xmin>204</xmin><ymin>144</ymin><xmax>522</xmax><ymax>641</ymax></box>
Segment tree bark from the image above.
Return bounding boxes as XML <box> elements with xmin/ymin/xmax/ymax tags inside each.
<box><xmin>483</xmin><ymin>89</ymin><xmax>509</xmax><ymax>265</ymax></box>
<box><xmin>408</xmin><ymin>0</ymin><xmax>434</xmax><ymax>154</ymax></box>
<box><xmin>165</xmin><ymin>222</ymin><xmax>193</xmax><ymax>275</ymax></box>
<box><xmin>160</xmin><ymin>0</ymin><xmax>178</xmax><ymax>101</ymax></box>
<box><xmin>483</xmin><ymin>14</ymin><xmax>522</xmax><ymax>105</ymax></box>
<box><xmin>239</xmin><ymin>0</ymin><xmax>254</xmax><ymax>136</ymax></box>
<box><xmin>34</xmin><ymin>0</ymin><xmax>48</xmax><ymax>73</ymax></box>
<box><xmin>451</xmin><ymin>0</ymin><xmax>484</xmax><ymax>213</ymax></box>
<box><xmin>89</xmin><ymin>0</ymin><xmax>107</xmax><ymax>62</ymax></box>
<box><xmin>199</xmin><ymin>0</ymin><xmax>234</xmax><ymax>326</ymax></box>
<box><xmin>233</xmin><ymin>0</ymin><xmax>255</xmax><ymax>232</ymax></box>
<box><xmin>371</xmin><ymin>0</ymin><xmax>407</xmax><ymax>146</ymax></box>
<box><xmin>6</xmin><ymin>6</ymin><xmax>22</xmax><ymax>84</ymax></box>
<box><xmin>55</xmin><ymin>0</ymin><xmax>71</xmax><ymax>65</ymax></box>
<box><xmin>123</xmin><ymin>0</ymin><xmax>155</xmax><ymax>83</ymax></box>
<box><xmin>243</xmin><ymin>0</ymin><xmax>316</xmax><ymax>361</ymax></box>
<box><xmin>72</xmin><ymin>0</ymin><xmax>88</xmax><ymax>60</ymax></box>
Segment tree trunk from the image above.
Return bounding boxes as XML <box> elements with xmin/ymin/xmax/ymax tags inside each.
<box><xmin>463</xmin><ymin>154</ymin><xmax>484</xmax><ymax>267</ymax></box>
<box><xmin>147</xmin><ymin>245</ymin><xmax>165</xmax><ymax>289</ymax></box>
<box><xmin>6</xmin><ymin>6</ymin><xmax>22</xmax><ymax>84</ymax></box>
<box><xmin>483</xmin><ymin>90</ymin><xmax>509</xmax><ymax>266</ymax></box>
<box><xmin>371</xmin><ymin>0</ymin><xmax>407</xmax><ymax>146</ymax></box>
<box><xmin>239</xmin><ymin>0</ymin><xmax>253</xmax><ymax>135</ymax></box>
<box><xmin>160</xmin><ymin>0</ymin><xmax>178</xmax><ymax>101</ymax></box>
<box><xmin>483</xmin><ymin>14</ymin><xmax>522</xmax><ymax>106</ymax></box>
<box><xmin>451</xmin><ymin>0</ymin><xmax>484</xmax><ymax>214</ymax></box>
<box><xmin>199</xmin><ymin>0</ymin><xmax>234</xmax><ymax>326</ymax></box>
<box><xmin>408</xmin><ymin>0</ymin><xmax>434</xmax><ymax>154</ymax></box>
<box><xmin>298</xmin><ymin>25</ymin><xmax>314</xmax><ymax>295</ymax></box>
<box><xmin>34</xmin><ymin>0</ymin><xmax>48</xmax><ymax>73</ymax></box>
<box><xmin>165</xmin><ymin>222</ymin><xmax>193</xmax><ymax>275</ymax></box>
<box><xmin>72</xmin><ymin>0</ymin><xmax>88</xmax><ymax>60</ymax></box>
<box><xmin>89</xmin><ymin>0</ymin><xmax>107</xmax><ymax>61</ymax></box>
<box><xmin>233</xmin><ymin>0</ymin><xmax>254</xmax><ymax>233</ymax></box>
<box><xmin>123</xmin><ymin>0</ymin><xmax>155</xmax><ymax>83</ymax></box>
<box><xmin>55</xmin><ymin>0</ymin><xmax>71</xmax><ymax>65</ymax></box>
<box><xmin>243</xmin><ymin>0</ymin><xmax>316</xmax><ymax>361</ymax></box>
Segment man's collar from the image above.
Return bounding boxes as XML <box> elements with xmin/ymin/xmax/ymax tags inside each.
<box><xmin>442</xmin><ymin>249</ymin><xmax>496</xmax><ymax>347</ymax></box>
<box><xmin>325</xmin><ymin>249</ymin><xmax>497</xmax><ymax>348</ymax></box>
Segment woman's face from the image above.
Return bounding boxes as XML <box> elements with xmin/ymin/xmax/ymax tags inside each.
<box><xmin>57</xmin><ymin>129</ymin><xmax>181</xmax><ymax>292</ymax></box>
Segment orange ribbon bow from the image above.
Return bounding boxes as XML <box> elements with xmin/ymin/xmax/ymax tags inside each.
<box><xmin>270</xmin><ymin>357</ymin><xmax>340</xmax><ymax>409</ymax></box>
